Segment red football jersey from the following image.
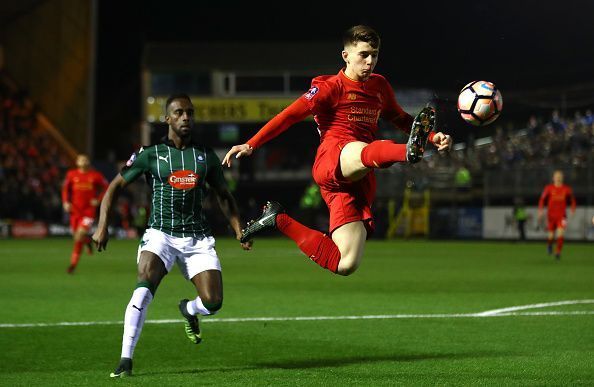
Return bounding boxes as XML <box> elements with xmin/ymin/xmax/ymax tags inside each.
<box><xmin>246</xmin><ymin>70</ymin><xmax>414</xmax><ymax>149</ymax></box>
<box><xmin>62</xmin><ymin>169</ymin><xmax>108</xmax><ymax>215</ymax></box>
<box><xmin>538</xmin><ymin>184</ymin><xmax>576</xmax><ymax>218</ymax></box>
<box><xmin>301</xmin><ymin>70</ymin><xmax>413</xmax><ymax>144</ymax></box>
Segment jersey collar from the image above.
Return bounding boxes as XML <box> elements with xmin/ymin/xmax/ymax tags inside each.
<box><xmin>160</xmin><ymin>135</ymin><xmax>200</xmax><ymax>149</ymax></box>
<box><xmin>339</xmin><ymin>68</ymin><xmax>368</xmax><ymax>85</ymax></box>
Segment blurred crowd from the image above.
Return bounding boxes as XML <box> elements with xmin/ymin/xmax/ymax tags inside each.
<box><xmin>0</xmin><ymin>82</ymin><xmax>146</xmax><ymax>233</ymax></box>
<box><xmin>0</xmin><ymin>85</ymin><xmax>71</xmax><ymax>223</ymax></box>
<box><xmin>421</xmin><ymin>109</ymin><xmax>594</xmax><ymax>178</ymax></box>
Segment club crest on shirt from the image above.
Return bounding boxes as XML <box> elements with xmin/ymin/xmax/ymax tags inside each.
<box><xmin>125</xmin><ymin>152</ymin><xmax>137</xmax><ymax>167</ymax></box>
<box><xmin>168</xmin><ymin>170</ymin><xmax>198</xmax><ymax>190</ymax></box>
<box><xmin>196</xmin><ymin>154</ymin><xmax>205</xmax><ymax>163</ymax></box>
<box><xmin>304</xmin><ymin>86</ymin><xmax>319</xmax><ymax>100</ymax></box>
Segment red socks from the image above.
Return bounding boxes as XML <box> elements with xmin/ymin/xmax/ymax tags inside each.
<box><xmin>360</xmin><ymin>140</ymin><xmax>407</xmax><ymax>168</ymax></box>
<box><xmin>556</xmin><ymin>237</ymin><xmax>564</xmax><ymax>255</ymax></box>
<box><xmin>276</xmin><ymin>214</ymin><xmax>341</xmax><ymax>273</ymax></box>
<box><xmin>71</xmin><ymin>240</ymin><xmax>83</xmax><ymax>266</ymax></box>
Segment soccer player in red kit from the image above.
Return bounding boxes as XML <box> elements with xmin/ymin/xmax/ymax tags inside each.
<box><xmin>223</xmin><ymin>25</ymin><xmax>452</xmax><ymax>276</ymax></box>
<box><xmin>62</xmin><ymin>154</ymin><xmax>108</xmax><ymax>273</ymax></box>
<box><xmin>538</xmin><ymin>170</ymin><xmax>576</xmax><ymax>260</ymax></box>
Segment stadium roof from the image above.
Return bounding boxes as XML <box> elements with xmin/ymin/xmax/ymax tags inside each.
<box><xmin>143</xmin><ymin>42</ymin><xmax>341</xmax><ymax>73</ymax></box>
<box><xmin>0</xmin><ymin>0</ymin><xmax>45</xmax><ymax>27</ymax></box>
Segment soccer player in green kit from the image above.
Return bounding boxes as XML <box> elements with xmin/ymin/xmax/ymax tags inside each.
<box><xmin>92</xmin><ymin>94</ymin><xmax>252</xmax><ymax>378</ymax></box>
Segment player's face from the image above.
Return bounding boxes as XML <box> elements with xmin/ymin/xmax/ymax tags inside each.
<box><xmin>76</xmin><ymin>155</ymin><xmax>90</xmax><ymax>170</ymax></box>
<box><xmin>342</xmin><ymin>41</ymin><xmax>379</xmax><ymax>81</ymax></box>
<box><xmin>553</xmin><ymin>171</ymin><xmax>563</xmax><ymax>185</ymax></box>
<box><xmin>166</xmin><ymin>98</ymin><xmax>195</xmax><ymax>138</ymax></box>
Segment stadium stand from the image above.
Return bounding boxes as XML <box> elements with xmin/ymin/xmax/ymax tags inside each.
<box><xmin>0</xmin><ymin>78</ymin><xmax>72</xmax><ymax>224</ymax></box>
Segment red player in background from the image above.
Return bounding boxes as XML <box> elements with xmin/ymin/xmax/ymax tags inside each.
<box><xmin>62</xmin><ymin>154</ymin><xmax>108</xmax><ymax>273</ymax></box>
<box><xmin>538</xmin><ymin>170</ymin><xmax>576</xmax><ymax>260</ymax></box>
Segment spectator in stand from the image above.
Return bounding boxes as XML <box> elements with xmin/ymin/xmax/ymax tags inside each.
<box><xmin>549</xmin><ymin>109</ymin><xmax>566</xmax><ymax>134</ymax></box>
<box><xmin>583</xmin><ymin>109</ymin><xmax>593</xmax><ymax>126</ymax></box>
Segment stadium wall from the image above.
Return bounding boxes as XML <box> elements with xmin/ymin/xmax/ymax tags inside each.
<box><xmin>482</xmin><ymin>206</ymin><xmax>594</xmax><ymax>241</ymax></box>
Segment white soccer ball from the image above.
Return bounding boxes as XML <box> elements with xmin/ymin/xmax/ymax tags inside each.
<box><xmin>457</xmin><ymin>80</ymin><xmax>503</xmax><ymax>126</ymax></box>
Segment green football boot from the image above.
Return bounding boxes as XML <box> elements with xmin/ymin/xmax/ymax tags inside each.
<box><xmin>178</xmin><ymin>299</ymin><xmax>202</xmax><ymax>344</ymax></box>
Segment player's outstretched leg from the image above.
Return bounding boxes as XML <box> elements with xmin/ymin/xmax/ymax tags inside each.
<box><xmin>240</xmin><ymin>201</ymin><xmax>285</xmax><ymax>243</ymax></box>
<box><xmin>110</xmin><ymin>357</ymin><xmax>132</xmax><ymax>378</ymax></box>
<box><xmin>179</xmin><ymin>299</ymin><xmax>202</xmax><ymax>344</ymax></box>
<box><xmin>547</xmin><ymin>232</ymin><xmax>554</xmax><ymax>255</ymax></box>
<box><xmin>406</xmin><ymin>106</ymin><xmax>436</xmax><ymax>163</ymax></box>
<box><xmin>555</xmin><ymin>235</ymin><xmax>564</xmax><ymax>260</ymax></box>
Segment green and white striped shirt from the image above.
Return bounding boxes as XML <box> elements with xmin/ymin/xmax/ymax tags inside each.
<box><xmin>121</xmin><ymin>138</ymin><xmax>227</xmax><ymax>238</ymax></box>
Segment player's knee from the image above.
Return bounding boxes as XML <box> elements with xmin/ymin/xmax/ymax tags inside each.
<box><xmin>202</xmin><ymin>295</ymin><xmax>223</xmax><ymax>314</ymax></box>
<box><xmin>336</xmin><ymin>260</ymin><xmax>360</xmax><ymax>276</ymax></box>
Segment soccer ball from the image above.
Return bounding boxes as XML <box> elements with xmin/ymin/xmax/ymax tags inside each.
<box><xmin>457</xmin><ymin>80</ymin><xmax>503</xmax><ymax>126</ymax></box>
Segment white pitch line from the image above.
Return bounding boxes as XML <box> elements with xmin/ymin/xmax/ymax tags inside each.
<box><xmin>476</xmin><ymin>299</ymin><xmax>594</xmax><ymax>316</ymax></box>
<box><xmin>1</xmin><ymin>302</ymin><xmax>593</xmax><ymax>329</ymax></box>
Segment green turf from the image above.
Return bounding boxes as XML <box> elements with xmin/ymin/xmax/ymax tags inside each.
<box><xmin>1</xmin><ymin>237</ymin><xmax>593</xmax><ymax>386</ymax></box>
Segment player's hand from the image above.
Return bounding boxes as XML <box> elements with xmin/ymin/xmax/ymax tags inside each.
<box><xmin>237</xmin><ymin>234</ymin><xmax>253</xmax><ymax>250</ymax></box>
<box><xmin>63</xmin><ymin>202</ymin><xmax>72</xmax><ymax>212</ymax></box>
<box><xmin>92</xmin><ymin>227</ymin><xmax>109</xmax><ymax>252</ymax></box>
<box><xmin>222</xmin><ymin>144</ymin><xmax>253</xmax><ymax>167</ymax></box>
<box><xmin>90</xmin><ymin>198</ymin><xmax>99</xmax><ymax>207</ymax></box>
<box><xmin>432</xmin><ymin>132</ymin><xmax>453</xmax><ymax>151</ymax></box>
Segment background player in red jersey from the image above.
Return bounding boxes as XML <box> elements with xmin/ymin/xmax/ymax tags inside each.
<box><xmin>62</xmin><ymin>154</ymin><xmax>108</xmax><ymax>273</ymax></box>
<box><xmin>223</xmin><ymin>25</ymin><xmax>452</xmax><ymax>276</ymax></box>
<box><xmin>538</xmin><ymin>170</ymin><xmax>576</xmax><ymax>260</ymax></box>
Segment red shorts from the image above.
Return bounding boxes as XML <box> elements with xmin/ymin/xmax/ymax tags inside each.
<box><xmin>547</xmin><ymin>216</ymin><xmax>567</xmax><ymax>232</ymax></box>
<box><xmin>312</xmin><ymin>138</ymin><xmax>375</xmax><ymax>234</ymax></box>
<box><xmin>70</xmin><ymin>213</ymin><xmax>95</xmax><ymax>232</ymax></box>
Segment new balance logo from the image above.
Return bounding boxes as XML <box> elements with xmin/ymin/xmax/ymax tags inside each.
<box><xmin>158</xmin><ymin>155</ymin><xmax>169</xmax><ymax>163</ymax></box>
<box><xmin>132</xmin><ymin>305</ymin><xmax>144</xmax><ymax>312</ymax></box>
<box><xmin>258</xmin><ymin>214</ymin><xmax>275</xmax><ymax>226</ymax></box>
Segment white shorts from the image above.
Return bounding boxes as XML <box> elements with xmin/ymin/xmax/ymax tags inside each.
<box><xmin>137</xmin><ymin>228</ymin><xmax>221</xmax><ymax>280</ymax></box>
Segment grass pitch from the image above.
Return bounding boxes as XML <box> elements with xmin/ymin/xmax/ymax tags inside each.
<box><xmin>0</xmin><ymin>237</ymin><xmax>593</xmax><ymax>386</ymax></box>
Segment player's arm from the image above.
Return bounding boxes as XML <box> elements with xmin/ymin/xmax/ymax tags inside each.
<box><xmin>381</xmin><ymin>81</ymin><xmax>451</xmax><ymax>151</ymax></box>
<box><xmin>207</xmin><ymin>150</ymin><xmax>251</xmax><ymax>249</ymax></box>
<box><xmin>537</xmin><ymin>186</ymin><xmax>550</xmax><ymax>220</ymax></box>
<box><xmin>222</xmin><ymin>98</ymin><xmax>311</xmax><ymax>167</ymax></box>
<box><xmin>91</xmin><ymin>173</ymin><xmax>110</xmax><ymax>207</ymax></box>
<box><xmin>380</xmin><ymin>83</ymin><xmax>415</xmax><ymax>133</ymax></box>
<box><xmin>92</xmin><ymin>174</ymin><xmax>129</xmax><ymax>251</ymax></box>
<box><xmin>568</xmin><ymin>187</ymin><xmax>577</xmax><ymax>215</ymax></box>
<box><xmin>92</xmin><ymin>148</ymin><xmax>147</xmax><ymax>251</ymax></box>
<box><xmin>61</xmin><ymin>171</ymin><xmax>72</xmax><ymax>212</ymax></box>
<box><xmin>214</xmin><ymin>186</ymin><xmax>252</xmax><ymax>251</ymax></box>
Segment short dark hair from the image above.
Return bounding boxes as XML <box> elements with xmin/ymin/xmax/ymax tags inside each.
<box><xmin>343</xmin><ymin>25</ymin><xmax>381</xmax><ymax>49</ymax></box>
<box><xmin>165</xmin><ymin>94</ymin><xmax>192</xmax><ymax>114</ymax></box>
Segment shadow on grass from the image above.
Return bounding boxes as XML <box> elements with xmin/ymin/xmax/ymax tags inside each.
<box><xmin>141</xmin><ymin>350</ymin><xmax>508</xmax><ymax>376</ymax></box>
<box><xmin>256</xmin><ymin>351</ymin><xmax>505</xmax><ymax>370</ymax></box>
